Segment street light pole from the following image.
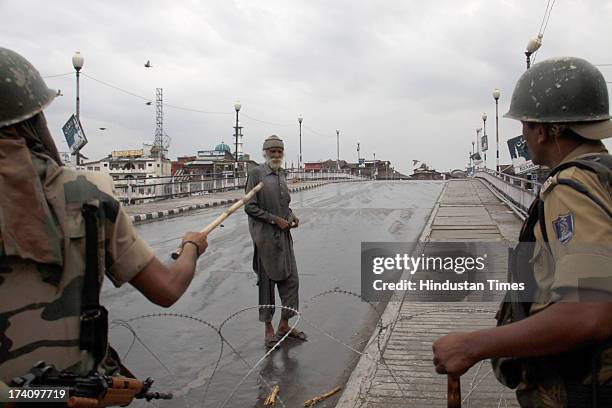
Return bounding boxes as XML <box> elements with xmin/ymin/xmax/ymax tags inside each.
<box><xmin>357</xmin><ymin>142</ymin><xmax>361</xmax><ymax>177</ymax></box>
<box><xmin>482</xmin><ymin>113</ymin><xmax>487</xmax><ymax>169</ymax></box>
<box><xmin>234</xmin><ymin>100</ymin><xmax>241</xmax><ymax>183</ymax></box>
<box><xmin>525</xmin><ymin>34</ymin><xmax>543</xmax><ymax>69</ymax></box>
<box><xmin>336</xmin><ymin>129</ymin><xmax>340</xmax><ymax>171</ymax></box>
<box><xmin>493</xmin><ymin>88</ymin><xmax>501</xmax><ymax>173</ymax></box>
<box><xmin>72</xmin><ymin>51</ymin><xmax>84</xmax><ymax>166</ymax></box>
<box><xmin>475</xmin><ymin>128</ymin><xmax>481</xmax><ymax>169</ymax></box>
<box><xmin>298</xmin><ymin>114</ymin><xmax>303</xmax><ymax>169</ymax></box>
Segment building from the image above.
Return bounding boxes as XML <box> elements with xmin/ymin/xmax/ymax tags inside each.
<box><xmin>411</xmin><ymin>163</ymin><xmax>443</xmax><ymax>180</ymax></box>
<box><xmin>180</xmin><ymin>141</ymin><xmax>257</xmax><ymax>178</ymax></box>
<box><xmin>78</xmin><ymin>143</ymin><xmax>172</xmax><ymax>203</ymax></box>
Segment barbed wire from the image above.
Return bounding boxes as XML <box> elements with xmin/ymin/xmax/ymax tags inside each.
<box><xmin>111</xmin><ymin>290</ymin><xmax>507</xmax><ymax>407</ymax></box>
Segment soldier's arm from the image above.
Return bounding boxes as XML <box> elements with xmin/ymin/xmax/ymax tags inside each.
<box><xmin>130</xmin><ymin>232</ymin><xmax>207</xmax><ymax>308</ymax></box>
<box><xmin>434</xmin><ymin>174</ymin><xmax>612</xmax><ymax>377</ymax></box>
<box><xmin>434</xmin><ymin>298</ymin><xmax>612</xmax><ymax>377</ymax></box>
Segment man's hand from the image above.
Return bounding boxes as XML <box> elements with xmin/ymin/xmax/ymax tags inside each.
<box><xmin>432</xmin><ymin>332</ymin><xmax>478</xmax><ymax>377</ymax></box>
<box><xmin>181</xmin><ymin>231</ymin><xmax>208</xmax><ymax>257</ymax></box>
<box><xmin>291</xmin><ymin>214</ymin><xmax>299</xmax><ymax>228</ymax></box>
<box><xmin>275</xmin><ymin>217</ymin><xmax>290</xmax><ymax>231</ymax></box>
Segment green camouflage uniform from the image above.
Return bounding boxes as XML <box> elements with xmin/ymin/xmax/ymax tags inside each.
<box><xmin>0</xmin><ymin>157</ymin><xmax>154</xmax><ymax>385</ymax></box>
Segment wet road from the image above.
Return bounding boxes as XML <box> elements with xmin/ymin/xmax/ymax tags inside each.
<box><xmin>103</xmin><ymin>181</ymin><xmax>443</xmax><ymax>407</ymax></box>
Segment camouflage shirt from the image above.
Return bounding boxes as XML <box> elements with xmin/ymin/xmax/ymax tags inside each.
<box><xmin>0</xmin><ymin>165</ymin><xmax>154</xmax><ymax>384</ymax></box>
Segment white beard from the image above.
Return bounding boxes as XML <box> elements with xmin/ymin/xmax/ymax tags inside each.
<box><xmin>267</xmin><ymin>157</ymin><xmax>283</xmax><ymax>170</ymax></box>
<box><xmin>263</xmin><ymin>152</ymin><xmax>284</xmax><ymax>170</ymax></box>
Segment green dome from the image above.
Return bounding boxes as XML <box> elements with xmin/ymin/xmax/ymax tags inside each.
<box><xmin>215</xmin><ymin>142</ymin><xmax>231</xmax><ymax>153</ymax></box>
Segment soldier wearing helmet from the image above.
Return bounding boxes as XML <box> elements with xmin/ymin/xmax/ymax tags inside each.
<box><xmin>245</xmin><ymin>135</ymin><xmax>306</xmax><ymax>348</ymax></box>
<box><xmin>0</xmin><ymin>48</ymin><xmax>208</xmax><ymax>394</ymax></box>
<box><xmin>433</xmin><ymin>57</ymin><xmax>612</xmax><ymax>406</ymax></box>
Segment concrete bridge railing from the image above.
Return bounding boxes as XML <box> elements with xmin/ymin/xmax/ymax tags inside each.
<box><xmin>474</xmin><ymin>169</ymin><xmax>540</xmax><ymax>217</ymax></box>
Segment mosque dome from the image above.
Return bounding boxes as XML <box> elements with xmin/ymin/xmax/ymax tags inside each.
<box><xmin>215</xmin><ymin>142</ymin><xmax>231</xmax><ymax>153</ymax></box>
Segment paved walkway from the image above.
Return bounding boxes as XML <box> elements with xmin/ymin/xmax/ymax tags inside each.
<box><xmin>337</xmin><ymin>179</ymin><xmax>523</xmax><ymax>408</ymax></box>
<box><xmin>124</xmin><ymin>180</ymin><xmax>356</xmax><ymax>224</ymax></box>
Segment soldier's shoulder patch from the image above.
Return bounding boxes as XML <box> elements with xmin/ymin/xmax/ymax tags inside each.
<box><xmin>552</xmin><ymin>212</ymin><xmax>574</xmax><ymax>245</ymax></box>
<box><xmin>539</xmin><ymin>175</ymin><xmax>557</xmax><ymax>199</ymax></box>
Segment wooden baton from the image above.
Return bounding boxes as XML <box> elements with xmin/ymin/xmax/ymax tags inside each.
<box><xmin>171</xmin><ymin>181</ymin><xmax>264</xmax><ymax>259</ymax></box>
<box><xmin>448</xmin><ymin>375</ymin><xmax>461</xmax><ymax>408</ymax></box>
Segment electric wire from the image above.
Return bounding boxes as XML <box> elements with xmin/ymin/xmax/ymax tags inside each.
<box><xmin>42</xmin><ymin>72</ymin><xmax>73</xmax><ymax>79</ymax></box>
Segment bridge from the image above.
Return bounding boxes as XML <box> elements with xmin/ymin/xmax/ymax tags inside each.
<box><xmin>105</xmin><ymin>170</ymin><xmax>536</xmax><ymax>407</ymax></box>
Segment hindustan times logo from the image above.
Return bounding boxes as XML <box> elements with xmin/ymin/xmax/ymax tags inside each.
<box><xmin>371</xmin><ymin>253</ymin><xmax>487</xmax><ymax>275</ymax></box>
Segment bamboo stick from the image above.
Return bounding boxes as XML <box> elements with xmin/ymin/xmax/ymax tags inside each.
<box><xmin>263</xmin><ymin>385</ymin><xmax>280</xmax><ymax>406</ymax></box>
<box><xmin>303</xmin><ymin>385</ymin><xmax>341</xmax><ymax>407</ymax></box>
<box><xmin>171</xmin><ymin>181</ymin><xmax>264</xmax><ymax>259</ymax></box>
<box><xmin>448</xmin><ymin>375</ymin><xmax>461</xmax><ymax>408</ymax></box>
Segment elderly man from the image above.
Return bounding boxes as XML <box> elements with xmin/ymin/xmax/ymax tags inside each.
<box><xmin>245</xmin><ymin>135</ymin><xmax>306</xmax><ymax>348</ymax></box>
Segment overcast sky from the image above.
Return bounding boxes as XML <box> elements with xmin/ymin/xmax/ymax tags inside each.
<box><xmin>3</xmin><ymin>0</ymin><xmax>612</xmax><ymax>174</ymax></box>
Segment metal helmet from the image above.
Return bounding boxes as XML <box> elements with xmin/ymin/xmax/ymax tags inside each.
<box><xmin>505</xmin><ymin>56</ymin><xmax>611</xmax><ymax>121</ymax></box>
<box><xmin>263</xmin><ymin>135</ymin><xmax>284</xmax><ymax>150</ymax></box>
<box><xmin>0</xmin><ymin>47</ymin><xmax>56</xmax><ymax>128</ymax></box>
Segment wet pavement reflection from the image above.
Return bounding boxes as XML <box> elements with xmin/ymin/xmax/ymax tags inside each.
<box><xmin>103</xmin><ymin>181</ymin><xmax>443</xmax><ymax>407</ymax></box>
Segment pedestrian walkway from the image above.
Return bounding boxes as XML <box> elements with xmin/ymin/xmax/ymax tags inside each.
<box><xmin>337</xmin><ymin>179</ymin><xmax>523</xmax><ymax>408</ymax></box>
<box><xmin>124</xmin><ymin>179</ymin><xmax>357</xmax><ymax>224</ymax></box>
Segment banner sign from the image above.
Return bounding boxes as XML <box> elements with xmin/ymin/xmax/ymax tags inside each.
<box><xmin>62</xmin><ymin>114</ymin><xmax>87</xmax><ymax>154</ymax></box>
<box><xmin>481</xmin><ymin>134</ymin><xmax>488</xmax><ymax>152</ymax></box>
<box><xmin>507</xmin><ymin>135</ymin><xmax>538</xmax><ymax>174</ymax></box>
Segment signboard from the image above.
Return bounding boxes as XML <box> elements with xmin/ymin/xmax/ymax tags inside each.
<box><xmin>198</xmin><ymin>150</ymin><xmax>226</xmax><ymax>157</ymax></box>
<box><xmin>481</xmin><ymin>134</ymin><xmax>488</xmax><ymax>152</ymax></box>
<box><xmin>507</xmin><ymin>135</ymin><xmax>538</xmax><ymax>174</ymax></box>
<box><xmin>59</xmin><ymin>152</ymin><xmax>71</xmax><ymax>164</ymax></box>
<box><xmin>62</xmin><ymin>114</ymin><xmax>87</xmax><ymax>154</ymax></box>
<box><xmin>112</xmin><ymin>149</ymin><xmax>144</xmax><ymax>158</ymax></box>
<box><xmin>358</xmin><ymin>158</ymin><xmax>366</xmax><ymax>168</ymax></box>
<box><xmin>471</xmin><ymin>152</ymin><xmax>482</xmax><ymax>165</ymax></box>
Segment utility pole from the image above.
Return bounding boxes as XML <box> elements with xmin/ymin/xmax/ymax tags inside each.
<box><xmin>336</xmin><ymin>129</ymin><xmax>340</xmax><ymax>171</ymax></box>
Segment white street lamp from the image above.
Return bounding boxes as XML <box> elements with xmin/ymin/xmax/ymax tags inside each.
<box><xmin>72</xmin><ymin>51</ymin><xmax>84</xmax><ymax>166</ymax></box>
<box><xmin>233</xmin><ymin>100</ymin><xmax>241</xmax><ymax>183</ymax></box>
<box><xmin>525</xmin><ymin>34</ymin><xmax>543</xmax><ymax>68</ymax></box>
<box><xmin>482</xmin><ymin>113</ymin><xmax>488</xmax><ymax>168</ymax></box>
<box><xmin>492</xmin><ymin>88</ymin><xmax>501</xmax><ymax>172</ymax></box>
<box><xmin>298</xmin><ymin>114</ymin><xmax>303</xmax><ymax>169</ymax></box>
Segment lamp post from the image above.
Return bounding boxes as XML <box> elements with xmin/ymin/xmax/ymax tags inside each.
<box><xmin>482</xmin><ymin>113</ymin><xmax>488</xmax><ymax>168</ymax></box>
<box><xmin>492</xmin><ymin>88</ymin><xmax>501</xmax><ymax>173</ymax></box>
<box><xmin>298</xmin><ymin>114</ymin><xmax>303</xmax><ymax>169</ymax></box>
<box><xmin>234</xmin><ymin>100</ymin><xmax>241</xmax><ymax>183</ymax></box>
<box><xmin>475</xmin><ymin>128</ymin><xmax>482</xmax><ymax>169</ymax></box>
<box><xmin>72</xmin><ymin>51</ymin><xmax>84</xmax><ymax>166</ymax></box>
<box><xmin>471</xmin><ymin>141</ymin><xmax>475</xmax><ymax>173</ymax></box>
<box><xmin>336</xmin><ymin>129</ymin><xmax>340</xmax><ymax>171</ymax></box>
<box><xmin>357</xmin><ymin>142</ymin><xmax>361</xmax><ymax>177</ymax></box>
<box><xmin>525</xmin><ymin>34</ymin><xmax>543</xmax><ymax>69</ymax></box>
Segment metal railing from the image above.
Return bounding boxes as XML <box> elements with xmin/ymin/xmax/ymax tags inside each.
<box><xmin>113</xmin><ymin>169</ymin><xmax>365</xmax><ymax>205</ymax></box>
<box><xmin>285</xmin><ymin>168</ymin><xmax>366</xmax><ymax>181</ymax></box>
<box><xmin>474</xmin><ymin>168</ymin><xmax>540</xmax><ymax>215</ymax></box>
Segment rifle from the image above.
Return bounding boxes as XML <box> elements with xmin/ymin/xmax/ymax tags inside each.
<box><xmin>11</xmin><ymin>361</ymin><xmax>172</xmax><ymax>407</ymax></box>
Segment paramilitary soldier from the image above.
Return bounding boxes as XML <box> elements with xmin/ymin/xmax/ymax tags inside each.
<box><xmin>0</xmin><ymin>48</ymin><xmax>208</xmax><ymax>405</ymax></box>
<box><xmin>245</xmin><ymin>135</ymin><xmax>307</xmax><ymax>348</ymax></box>
<box><xmin>433</xmin><ymin>57</ymin><xmax>612</xmax><ymax>407</ymax></box>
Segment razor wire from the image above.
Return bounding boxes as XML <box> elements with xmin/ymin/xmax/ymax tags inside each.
<box><xmin>110</xmin><ymin>289</ymin><xmax>511</xmax><ymax>407</ymax></box>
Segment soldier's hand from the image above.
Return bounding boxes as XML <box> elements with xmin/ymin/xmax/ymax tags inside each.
<box><xmin>432</xmin><ymin>332</ymin><xmax>477</xmax><ymax>377</ymax></box>
<box><xmin>181</xmin><ymin>231</ymin><xmax>208</xmax><ymax>257</ymax></box>
<box><xmin>275</xmin><ymin>217</ymin><xmax>290</xmax><ymax>231</ymax></box>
